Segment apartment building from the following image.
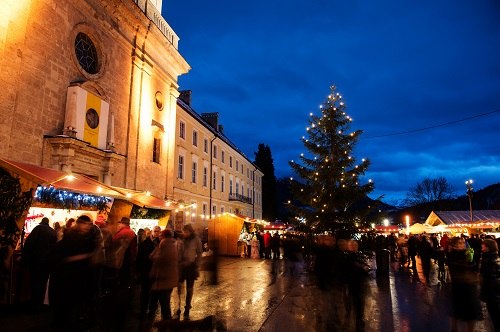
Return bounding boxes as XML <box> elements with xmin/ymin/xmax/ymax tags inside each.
<box><xmin>172</xmin><ymin>91</ymin><xmax>263</xmax><ymax>230</ymax></box>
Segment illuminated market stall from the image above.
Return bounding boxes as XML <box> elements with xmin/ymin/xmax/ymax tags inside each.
<box><xmin>208</xmin><ymin>213</ymin><xmax>265</xmax><ymax>256</ymax></box>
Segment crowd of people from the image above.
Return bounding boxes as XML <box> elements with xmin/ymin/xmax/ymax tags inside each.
<box><xmin>353</xmin><ymin>232</ymin><xmax>500</xmax><ymax>332</ymax></box>
<box><xmin>20</xmin><ymin>215</ymin><xmax>204</xmax><ymax>331</ymax></box>
<box><xmin>18</xmin><ymin>216</ymin><xmax>500</xmax><ymax>332</ymax></box>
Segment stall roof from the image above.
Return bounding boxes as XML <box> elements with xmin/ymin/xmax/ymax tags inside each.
<box><xmin>111</xmin><ymin>186</ymin><xmax>174</xmax><ymax>210</ymax></box>
<box><xmin>0</xmin><ymin>158</ymin><xmax>125</xmax><ymax>198</ymax></box>
<box><xmin>425</xmin><ymin>210</ymin><xmax>500</xmax><ymax>226</ymax></box>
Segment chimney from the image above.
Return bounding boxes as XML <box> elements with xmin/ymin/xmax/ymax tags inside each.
<box><xmin>179</xmin><ymin>90</ymin><xmax>192</xmax><ymax>106</ymax></box>
<box><xmin>201</xmin><ymin>112</ymin><xmax>219</xmax><ymax>131</ymax></box>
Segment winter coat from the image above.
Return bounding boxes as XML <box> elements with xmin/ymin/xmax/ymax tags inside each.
<box><xmin>263</xmin><ymin>232</ymin><xmax>272</xmax><ymax>247</ymax></box>
<box><xmin>480</xmin><ymin>251</ymin><xmax>500</xmax><ymax>305</ymax></box>
<box><xmin>22</xmin><ymin>222</ymin><xmax>57</xmax><ymax>267</ymax></box>
<box><xmin>150</xmin><ymin>238</ymin><xmax>179</xmax><ymax>290</ymax></box>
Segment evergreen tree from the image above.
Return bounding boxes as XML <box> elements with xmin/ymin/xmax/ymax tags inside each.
<box><xmin>254</xmin><ymin>143</ymin><xmax>277</xmax><ymax>221</ymax></box>
<box><xmin>288</xmin><ymin>85</ymin><xmax>374</xmax><ymax>236</ymax></box>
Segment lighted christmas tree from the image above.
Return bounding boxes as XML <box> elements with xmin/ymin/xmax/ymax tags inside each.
<box><xmin>288</xmin><ymin>85</ymin><xmax>374</xmax><ymax>236</ymax></box>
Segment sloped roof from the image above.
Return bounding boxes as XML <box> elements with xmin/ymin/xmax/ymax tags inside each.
<box><xmin>426</xmin><ymin>210</ymin><xmax>500</xmax><ymax>226</ymax></box>
<box><xmin>111</xmin><ymin>186</ymin><xmax>175</xmax><ymax>210</ymax></box>
<box><xmin>0</xmin><ymin>158</ymin><xmax>125</xmax><ymax>198</ymax></box>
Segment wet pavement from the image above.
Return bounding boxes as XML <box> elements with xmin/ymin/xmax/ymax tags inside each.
<box><xmin>0</xmin><ymin>256</ymin><xmax>496</xmax><ymax>331</ymax></box>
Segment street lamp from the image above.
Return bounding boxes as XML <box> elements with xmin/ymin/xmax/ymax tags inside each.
<box><xmin>465</xmin><ymin>179</ymin><xmax>474</xmax><ymax>223</ymax></box>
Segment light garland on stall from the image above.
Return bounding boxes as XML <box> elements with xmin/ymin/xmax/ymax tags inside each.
<box><xmin>33</xmin><ymin>186</ymin><xmax>111</xmax><ymax>212</ymax></box>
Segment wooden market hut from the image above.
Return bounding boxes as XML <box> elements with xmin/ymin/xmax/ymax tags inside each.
<box><xmin>208</xmin><ymin>213</ymin><xmax>263</xmax><ymax>256</ymax></box>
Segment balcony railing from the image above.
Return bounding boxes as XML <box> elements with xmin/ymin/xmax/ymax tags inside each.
<box><xmin>133</xmin><ymin>0</ymin><xmax>179</xmax><ymax>49</ymax></box>
<box><xmin>229</xmin><ymin>193</ymin><xmax>252</xmax><ymax>204</ymax></box>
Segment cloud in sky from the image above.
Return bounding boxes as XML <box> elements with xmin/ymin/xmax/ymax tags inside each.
<box><xmin>164</xmin><ymin>0</ymin><xmax>500</xmax><ymax>205</ymax></box>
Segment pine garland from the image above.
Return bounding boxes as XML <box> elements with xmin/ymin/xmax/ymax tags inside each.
<box><xmin>33</xmin><ymin>186</ymin><xmax>111</xmax><ymax>213</ymax></box>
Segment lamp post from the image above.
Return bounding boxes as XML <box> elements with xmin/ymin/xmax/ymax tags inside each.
<box><xmin>465</xmin><ymin>179</ymin><xmax>474</xmax><ymax>223</ymax></box>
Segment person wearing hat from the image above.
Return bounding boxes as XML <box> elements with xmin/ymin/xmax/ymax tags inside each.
<box><xmin>22</xmin><ymin>217</ymin><xmax>57</xmax><ymax>312</ymax></box>
<box><xmin>111</xmin><ymin>217</ymin><xmax>137</xmax><ymax>287</ymax></box>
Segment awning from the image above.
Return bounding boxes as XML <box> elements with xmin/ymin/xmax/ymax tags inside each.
<box><xmin>0</xmin><ymin>158</ymin><xmax>125</xmax><ymax>198</ymax></box>
<box><xmin>112</xmin><ymin>186</ymin><xmax>174</xmax><ymax>210</ymax></box>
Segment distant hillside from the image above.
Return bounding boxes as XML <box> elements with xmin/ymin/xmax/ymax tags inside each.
<box><xmin>389</xmin><ymin>183</ymin><xmax>500</xmax><ymax>224</ymax></box>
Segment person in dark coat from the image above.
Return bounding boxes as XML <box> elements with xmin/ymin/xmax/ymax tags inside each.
<box><xmin>271</xmin><ymin>232</ymin><xmax>281</xmax><ymax>260</ymax></box>
<box><xmin>447</xmin><ymin>236</ymin><xmax>483</xmax><ymax>332</ymax></box>
<box><xmin>418</xmin><ymin>235</ymin><xmax>433</xmax><ymax>284</ymax></box>
<box><xmin>480</xmin><ymin>238</ymin><xmax>500</xmax><ymax>331</ymax></box>
<box><xmin>346</xmin><ymin>240</ymin><xmax>370</xmax><ymax>332</ymax></box>
<box><xmin>48</xmin><ymin>215</ymin><xmax>98</xmax><ymax>331</ymax></box>
<box><xmin>137</xmin><ymin>225</ymin><xmax>161</xmax><ymax>316</ymax></box>
<box><xmin>407</xmin><ymin>235</ymin><xmax>418</xmax><ymax>270</ymax></box>
<box><xmin>22</xmin><ymin>217</ymin><xmax>57</xmax><ymax>312</ymax></box>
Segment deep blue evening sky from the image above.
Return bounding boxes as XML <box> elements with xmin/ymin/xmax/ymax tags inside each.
<box><xmin>164</xmin><ymin>1</ymin><xmax>500</xmax><ymax>205</ymax></box>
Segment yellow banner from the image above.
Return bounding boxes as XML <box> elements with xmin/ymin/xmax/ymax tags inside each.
<box><xmin>83</xmin><ymin>92</ymin><xmax>101</xmax><ymax>147</ymax></box>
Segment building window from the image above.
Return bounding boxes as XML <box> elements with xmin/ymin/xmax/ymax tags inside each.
<box><xmin>178</xmin><ymin>155</ymin><xmax>184</xmax><ymax>179</ymax></box>
<box><xmin>192</xmin><ymin>131</ymin><xmax>198</xmax><ymax>147</ymax></box>
<box><xmin>229</xmin><ymin>156</ymin><xmax>233</xmax><ymax>168</ymax></box>
<box><xmin>192</xmin><ymin>161</ymin><xmax>197</xmax><ymax>183</ymax></box>
<box><xmin>203</xmin><ymin>167</ymin><xmax>208</xmax><ymax>187</ymax></box>
<box><xmin>213</xmin><ymin>145</ymin><xmax>217</xmax><ymax>159</ymax></box>
<box><xmin>221</xmin><ymin>175</ymin><xmax>225</xmax><ymax>192</ymax></box>
<box><xmin>241</xmin><ymin>164</ymin><xmax>243</xmax><ymax>173</ymax></box>
<box><xmin>221</xmin><ymin>206</ymin><xmax>225</xmax><ymax>214</ymax></box>
<box><xmin>179</xmin><ymin>121</ymin><xmax>186</xmax><ymax>139</ymax></box>
<box><xmin>247</xmin><ymin>169</ymin><xmax>250</xmax><ymax>178</ymax></box>
<box><xmin>212</xmin><ymin>205</ymin><xmax>216</xmax><ymax>216</ymax></box>
<box><xmin>236</xmin><ymin>182</ymin><xmax>239</xmax><ymax>195</ymax></box>
<box><xmin>212</xmin><ymin>171</ymin><xmax>217</xmax><ymax>190</ymax></box>
<box><xmin>229</xmin><ymin>179</ymin><xmax>233</xmax><ymax>195</ymax></box>
<box><xmin>242</xmin><ymin>184</ymin><xmax>244</xmax><ymax>196</ymax></box>
<box><xmin>236</xmin><ymin>160</ymin><xmax>239</xmax><ymax>171</ymax></box>
<box><xmin>203</xmin><ymin>203</ymin><xmax>208</xmax><ymax>217</ymax></box>
<box><xmin>75</xmin><ymin>32</ymin><xmax>100</xmax><ymax>75</ymax></box>
<box><xmin>221</xmin><ymin>151</ymin><xmax>225</xmax><ymax>163</ymax></box>
<box><xmin>152</xmin><ymin>137</ymin><xmax>161</xmax><ymax>163</ymax></box>
<box><xmin>204</xmin><ymin>139</ymin><xmax>208</xmax><ymax>153</ymax></box>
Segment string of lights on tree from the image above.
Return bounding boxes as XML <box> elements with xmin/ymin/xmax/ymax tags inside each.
<box><xmin>288</xmin><ymin>85</ymin><xmax>375</xmax><ymax>235</ymax></box>
<box><xmin>33</xmin><ymin>186</ymin><xmax>110</xmax><ymax>212</ymax></box>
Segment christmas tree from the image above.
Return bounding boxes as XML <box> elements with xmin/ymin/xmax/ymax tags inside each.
<box><xmin>288</xmin><ymin>85</ymin><xmax>374</xmax><ymax>236</ymax></box>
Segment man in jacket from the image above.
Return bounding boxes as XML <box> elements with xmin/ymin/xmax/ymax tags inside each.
<box><xmin>22</xmin><ymin>217</ymin><xmax>57</xmax><ymax>312</ymax></box>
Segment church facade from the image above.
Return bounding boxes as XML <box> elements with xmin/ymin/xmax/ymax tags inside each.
<box><xmin>0</xmin><ymin>0</ymin><xmax>262</xmax><ymax>227</ymax></box>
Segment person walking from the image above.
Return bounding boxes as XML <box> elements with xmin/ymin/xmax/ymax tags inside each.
<box><xmin>48</xmin><ymin>215</ymin><xmax>98</xmax><ymax>331</ymax></box>
<box><xmin>263</xmin><ymin>231</ymin><xmax>272</xmax><ymax>259</ymax></box>
<box><xmin>345</xmin><ymin>240</ymin><xmax>370</xmax><ymax>332</ymax></box>
<box><xmin>112</xmin><ymin>217</ymin><xmax>138</xmax><ymax>288</ymax></box>
<box><xmin>137</xmin><ymin>225</ymin><xmax>161</xmax><ymax>317</ymax></box>
<box><xmin>148</xmin><ymin>229</ymin><xmax>179</xmax><ymax>321</ymax></box>
<box><xmin>271</xmin><ymin>232</ymin><xmax>281</xmax><ymax>260</ymax></box>
<box><xmin>418</xmin><ymin>235</ymin><xmax>433</xmax><ymax>284</ymax></box>
<box><xmin>479</xmin><ymin>238</ymin><xmax>500</xmax><ymax>331</ymax></box>
<box><xmin>407</xmin><ymin>234</ymin><xmax>418</xmax><ymax>270</ymax></box>
<box><xmin>176</xmin><ymin>224</ymin><xmax>202</xmax><ymax>320</ymax></box>
<box><xmin>22</xmin><ymin>217</ymin><xmax>57</xmax><ymax>312</ymax></box>
<box><xmin>447</xmin><ymin>236</ymin><xmax>483</xmax><ymax>332</ymax></box>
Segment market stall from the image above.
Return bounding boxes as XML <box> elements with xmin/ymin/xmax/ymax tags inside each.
<box><xmin>208</xmin><ymin>213</ymin><xmax>264</xmax><ymax>256</ymax></box>
<box><xmin>111</xmin><ymin>186</ymin><xmax>174</xmax><ymax>233</ymax></box>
